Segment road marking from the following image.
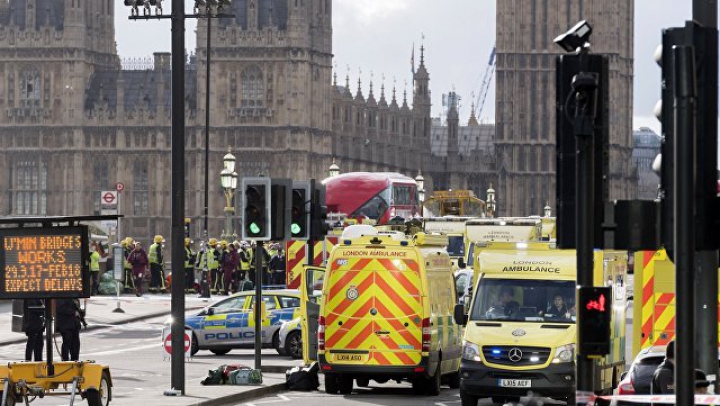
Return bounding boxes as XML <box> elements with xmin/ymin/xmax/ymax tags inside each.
<box><xmin>82</xmin><ymin>341</ymin><xmax>158</xmax><ymax>356</ymax></box>
<box><xmin>244</xmin><ymin>394</ymin><xmax>291</xmax><ymax>406</ymax></box>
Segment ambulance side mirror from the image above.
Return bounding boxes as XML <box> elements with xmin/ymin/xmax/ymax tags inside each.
<box><xmin>454</xmin><ymin>304</ymin><xmax>468</xmax><ymax>326</ymax></box>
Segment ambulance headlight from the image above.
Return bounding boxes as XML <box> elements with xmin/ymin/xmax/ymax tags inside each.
<box><xmin>553</xmin><ymin>344</ymin><xmax>575</xmax><ymax>363</ymax></box>
<box><xmin>462</xmin><ymin>341</ymin><xmax>482</xmax><ymax>362</ymax></box>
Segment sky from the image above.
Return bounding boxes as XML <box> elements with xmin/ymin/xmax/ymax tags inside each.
<box><xmin>114</xmin><ymin>0</ymin><xmax>694</xmax><ymax>136</ymax></box>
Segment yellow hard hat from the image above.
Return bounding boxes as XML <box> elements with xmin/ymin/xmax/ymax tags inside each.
<box><xmin>208</xmin><ymin>237</ymin><xmax>217</xmax><ymax>246</ymax></box>
<box><xmin>121</xmin><ymin>240</ymin><xmax>128</xmax><ymax>248</ymax></box>
<box><xmin>124</xmin><ymin>237</ymin><xmax>134</xmax><ymax>246</ymax></box>
<box><xmin>220</xmin><ymin>240</ymin><xmax>228</xmax><ymax>248</ymax></box>
<box><xmin>154</xmin><ymin>235</ymin><xmax>164</xmax><ymax>244</ymax></box>
<box><xmin>184</xmin><ymin>237</ymin><xmax>191</xmax><ymax>246</ymax></box>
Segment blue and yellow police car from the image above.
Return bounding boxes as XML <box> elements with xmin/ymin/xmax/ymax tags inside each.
<box><xmin>183</xmin><ymin>289</ymin><xmax>302</xmax><ymax>355</ymax></box>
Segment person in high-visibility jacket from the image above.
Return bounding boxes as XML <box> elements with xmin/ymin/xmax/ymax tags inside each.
<box><xmin>214</xmin><ymin>240</ymin><xmax>229</xmax><ymax>293</ymax></box>
<box><xmin>206</xmin><ymin>238</ymin><xmax>220</xmax><ymax>294</ymax></box>
<box><xmin>122</xmin><ymin>237</ymin><xmax>135</xmax><ymax>291</ymax></box>
<box><xmin>184</xmin><ymin>238</ymin><xmax>195</xmax><ymax>293</ymax></box>
<box><xmin>148</xmin><ymin>235</ymin><xmax>165</xmax><ymax>293</ymax></box>
<box><xmin>238</xmin><ymin>241</ymin><xmax>251</xmax><ymax>282</ymax></box>
<box><xmin>89</xmin><ymin>242</ymin><xmax>101</xmax><ymax>295</ymax></box>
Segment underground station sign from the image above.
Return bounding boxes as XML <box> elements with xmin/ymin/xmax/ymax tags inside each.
<box><xmin>0</xmin><ymin>226</ymin><xmax>90</xmax><ymax>299</ymax></box>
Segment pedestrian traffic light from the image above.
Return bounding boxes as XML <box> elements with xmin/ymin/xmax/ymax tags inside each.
<box><xmin>291</xmin><ymin>181</ymin><xmax>312</xmax><ymax>240</ymax></box>
<box><xmin>270</xmin><ymin>178</ymin><xmax>292</xmax><ymax>241</ymax></box>
<box><xmin>241</xmin><ymin>178</ymin><xmax>271</xmax><ymax>241</ymax></box>
<box><xmin>577</xmin><ymin>286</ymin><xmax>612</xmax><ymax>356</ymax></box>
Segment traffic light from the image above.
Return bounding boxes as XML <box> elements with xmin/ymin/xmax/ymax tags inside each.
<box><xmin>310</xmin><ymin>183</ymin><xmax>329</xmax><ymax>240</ymax></box>
<box><xmin>241</xmin><ymin>178</ymin><xmax>271</xmax><ymax>241</ymax></box>
<box><xmin>291</xmin><ymin>181</ymin><xmax>312</xmax><ymax>240</ymax></box>
<box><xmin>270</xmin><ymin>179</ymin><xmax>292</xmax><ymax>241</ymax></box>
<box><xmin>555</xmin><ymin>53</ymin><xmax>609</xmax><ymax>249</ymax></box>
<box><xmin>577</xmin><ymin>286</ymin><xmax>612</xmax><ymax>356</ymax></box>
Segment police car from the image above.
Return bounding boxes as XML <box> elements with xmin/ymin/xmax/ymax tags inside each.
<box><xmin>184</xmin><ymin>290</ymin><xmax>302</xmax><ymax>355</ymax></box>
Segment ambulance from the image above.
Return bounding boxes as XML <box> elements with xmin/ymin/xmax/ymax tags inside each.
<box><xmin>455</xmin><ymin>242</ymin><xmax>628</xmax><ymax>405</ymax></box>
<box><xmin>314</xmin><ymin>225</ymin><xmax>462</xmax><ymax>396</ymax></box>
<box><xmin>423</xmin><ymin>216</ymin><xmax>477</xmax><ymax>269</ymax></box>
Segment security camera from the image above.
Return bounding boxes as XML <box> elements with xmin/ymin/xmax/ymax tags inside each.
<box><xmin>554</xmin><ymin>20</ymin><xmax>593</xmax><ymax>53</ymax></box>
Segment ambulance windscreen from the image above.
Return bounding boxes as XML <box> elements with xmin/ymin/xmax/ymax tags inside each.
<box><xmin>469</xmin><ymin>279</ymin><xmax>576</xmax><ymax>323</ymax></box>
<box><xmin>446</xmin><ymin>236</ymin><xmax>465</xmax><ymax>257</ymax></box>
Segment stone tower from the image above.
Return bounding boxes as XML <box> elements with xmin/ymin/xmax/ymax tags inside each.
<box><xmin>495</xmin><ymin>0</ymin><xmax>635</xmax><ymax>216</ymax></box>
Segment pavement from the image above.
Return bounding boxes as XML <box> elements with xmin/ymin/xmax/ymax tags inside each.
<box><xmin>0</xmin><ymin>294</ymin><xmax>298</xmax><ymax>406</ymax></box>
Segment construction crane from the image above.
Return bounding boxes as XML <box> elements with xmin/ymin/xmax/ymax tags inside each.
<box><xmin>474</xmin><ymin>45</ymin><xmax>496</xmax><ymax>121</ymax></box>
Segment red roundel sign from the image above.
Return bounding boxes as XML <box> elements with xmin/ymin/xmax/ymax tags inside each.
<box><xmin>116</xmin><ymin>182</ymin><xmax>125</xmax><ymax>193</ymax></box>
<box><xmin>164</xmin><ymin>333</ymin><xmax>191</xmax><ymax>355</ymax></box>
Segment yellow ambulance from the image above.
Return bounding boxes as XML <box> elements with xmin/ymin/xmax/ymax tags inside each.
<box><xmin>315</xmin><ymin>225</ymin><xmax>462</xmax><ymax>395</ymax></box>
<box><xmin>455</xmin><ymin>242</ymin><xmax>628</xmax><ymax>405</ymax></box>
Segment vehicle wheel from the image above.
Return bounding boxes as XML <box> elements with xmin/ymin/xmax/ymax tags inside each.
<box><xmin>86</xmin><ymin>371</ymin><xmax>111</xmax><ymax>406</ymax></box>
<box><xmin>338</xmin><ymin>376</ymin><xmax>353</xmax><ymax>395</ymax></box>
<box><xmin>272</xmin><ymin>331</ymin><xmax>280</xmax><ymax>352</ymax></box>
<box><xmin>460</xmin><ymin>392</ymin><xmax>478</xmax><ymax>406</ymax></box>
<box><xmin>356</xmin><ymin>377</ymin><xmax>369</xmax><ymax>387</ymax></box>
<box><xmin>565</xmin><ymin>394</ymin><xmax>576</xmax><ymax>406</ymax></box>
<box><xmin>411</xmin><ymin>377</ymin><xmax>425</xmax><ymax>395</ymax></box>
<box><xmin>210</xmin><ymin>348</ymin><xmax>231</xmax><ymax>355</ymax></box>
<box><xmin>285</xmin><ymin>331</ymin><xmax>303</xmax><ymax>359</ymax></box>
<box><xmin>427</xmin><ymin>363</ymin><xmax>441</xmax><ymax>396</ymax></box>
<box><xmin>191</xmin><ymin>333</ymin><xmax>199</xmax><ymax>356</ymax></box>
<box><xmin>324</xmin><ymin>374</ymin><xmax>340</xmax><ymax>394</ymax></box>
<box><xmin>447</xmin><ymin>371</ymin><xmax>460</xmax><ymax>389</ymax></box>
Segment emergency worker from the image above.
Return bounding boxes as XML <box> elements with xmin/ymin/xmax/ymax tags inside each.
<box><xmin>148</xmin><ymin>235</ymin><xmax>165</xmax><ymax>293</ymax></box>
<box><xmin>238</xmin><ymin>241</ymin><xmax>251</xmax><ymax>282</ymax></box>
<box><xmin>23</xmin><ymin>298</ymin><xmax>44</xmax><ymax>361</ymax></box>
<box><xmin>122</xmin><ymin>237</ymin><xmax>135</xmax><ymax>292</ymax></box>
<box><xmin>56</xmin><ymin>298</ymin><xmax>83</xmax><ymax>361</ymax></box>
<box><xmin>213</xmin><ymin>240</ymin><xmax>227</xmax><ymax>293</ymax></box>
<box><xmin>89</xmin><ymin>242</ymin><xmax>101</xmax><ymax>296</ymax></box>
<box><xmin>195</xmin><ymin>241</ymin><xmax>210</xmax><ymax>298</ymax></box>
<box><xmin>184</xmin><ymin>238</ymin><xmax>195</xmax><ymax>293</ymax></box>
<box><xmin>128</xmin><ymin>241</ymin><xmax>149</xmax><ymax>297</ymax></box>
<box><xmin>267</xmin><ymin>243</ymin><xmax>279</xmax><ymax>285</ymax></box>
<box><xmin>207</xmin><ymin>238</ymin><xmax>220</xmax><ymax>293</ymax></box>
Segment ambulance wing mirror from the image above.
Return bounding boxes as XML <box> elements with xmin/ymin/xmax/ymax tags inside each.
<box><xmin>454</xmin><ymin>304</ymin><xmax>468</xmax><ymax>326</ymax></box>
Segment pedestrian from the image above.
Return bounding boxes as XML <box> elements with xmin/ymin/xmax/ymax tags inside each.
<box><xmin>122</xmin><ymin>237</ymin><xmax>135</xmax><ymax>292</ymax></box>
<box><xmin>184</xmin><ymin>238</ymin><xmax>196</xmax><ymax>293</ymax></box>
<box><xmin>221</xmin><ymin>242</ymin><xmax>239</xmax><ymax>295</ymax></box>
<box><xmin>195</xmin><ymin>241</ymin><xmax>211</xmax><ymax>298</ymax></box>
<box><xmin>275</xmin><ymin>249</ymin><xmax>286</xmax><ymax>286</ymax></box>
<box><xmin>127</xmin><ymin>241</ymin><xmax>149</xmax><ymax>297</ymax></box>
<box><xmin>266</xmin><ymin>243</ymin><xmax>279</xmax><ymax>285</ymax></box>
<box><xmin>652</xmin><ymin>340</ymin><xmax>675</xmax><ymax>394</ymax></box>
<box><xmin>23</xmin><ymin>298</ymin><xmax>44</xmax><ymax>361</ymax></box>
<box><xmin>55</xmin><ymin>298</ymin><xmax>83</xmax><ymax>361</ymax></box>
<box><xmin>89</xmin><ymin>242</ymin><xmax>101</xmax><ymax>296</ymax></box>
<box><xmin>695</xmin><ymin>369</ymin><xmax>710</xmax><ymax>394</ymax></box>
<box><xmin>148</xmin><ymin>235</ymin><xmax>165</xmax><ymax>293</ymax></box>
<box><xmin>238</xmin><ymin>241</ymin><xmax>250</xmax><ymax>282</ymax></box>
<box><xmin>215</xmin><ymin>241</ymin><xmax>229</xmax><ymax>293</ymax></box>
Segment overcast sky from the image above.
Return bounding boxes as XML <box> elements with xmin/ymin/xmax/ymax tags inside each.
<box><xmin>114</xmin><ymin>0</ymin><xmax>694</xmax><ymax>135</ymax></box>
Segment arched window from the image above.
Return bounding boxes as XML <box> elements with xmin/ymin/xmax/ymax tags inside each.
<box><xmin>241</xmin><ymin>66</ymin><xmax>264</xmax><ymax>108</ymax></box>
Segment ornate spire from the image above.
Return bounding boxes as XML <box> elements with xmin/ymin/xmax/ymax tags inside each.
<box><xmin>368</xmin><ymin>72</ymin><xmax>375</xmax><ymax>99</ymax></box>
<box><xmin>468</xmin><ymin>99</ymin><xmax>479</xmax><ymax>126</ymax></box>
<box><xmin>379</xmin><ymin>75</ymin><xmax>387</xmax><ymax>106</ymax></box>
<box><xmin>333</xmin><ymin>69</ymin><xmax>337</xmax><ymax>87</ymax></box>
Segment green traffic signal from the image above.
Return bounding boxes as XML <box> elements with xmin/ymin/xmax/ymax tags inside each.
<box><xmin>291</xmin><ymin>223</ymin><xmax>301</xmax><ymax>235</ymax></box>
<box><xmin>249</xmin><ymin>222</ymin><xmax>261</xmax><ymax>235</ymax></box>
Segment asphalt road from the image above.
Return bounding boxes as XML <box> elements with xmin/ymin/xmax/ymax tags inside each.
<box><xmin>0</xmin><ymin>315</ymin><xmax>289</xmax><ymax>406</ymax></box>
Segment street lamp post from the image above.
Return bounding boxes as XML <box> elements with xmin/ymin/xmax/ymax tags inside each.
<box><xmin>415</xmin><ymin>171</ymin><xmax>425</xmax><ymax>216</ymax></box>
<box><xmin>486</xmin><ymin>184</ymin><xmax>496</xmax><ymax>218</ymax></box>
<box><xmin>220</xmin><ymin>148</ymin><xmax>238</xmax><ymax>240</ymax></box>
<box><xmin>122</xmin><ymin>0</ymin><xmax>234</xmax><ymax>395</ymax></box>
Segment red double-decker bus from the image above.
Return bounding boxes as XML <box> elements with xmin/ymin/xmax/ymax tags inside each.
<box><xmin>323</xmin><ymin>172</ymin><xmax>419</xmax><ymax>225</ymax></box>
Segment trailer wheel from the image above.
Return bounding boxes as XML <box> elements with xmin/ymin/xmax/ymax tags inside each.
<box><xmin>86</xmin><ymin>371</ymin><xmax>111</xmax><ymax>406</ymax></box>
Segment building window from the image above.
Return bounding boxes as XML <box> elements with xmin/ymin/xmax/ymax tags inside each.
<box><xmin>241</xmin><ymin>66</ymin><xmax>264</xmax><ymax>107</ymax></box>
<box><xmin>133</xmin><ymin>161</ymin><xmax>149</xmax><ymax>216</ymax></box>
<box><xmin>15</xmin><ymin>159</ymin><xmax>47</xmax><ymax>215</ymax></box>
<box><xmin>20</xmin><ymin>70</ymin><xmax>41</xmax><ymax>108</ymax></box>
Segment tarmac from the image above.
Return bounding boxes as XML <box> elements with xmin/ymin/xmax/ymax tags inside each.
<box><xmin>0</xmin><ymin>294</ymin><xmax>297</xmax><ymax>406</ymax></box>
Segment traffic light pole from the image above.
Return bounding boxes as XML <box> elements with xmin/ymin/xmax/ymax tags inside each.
<box><xmin>254</xmin><ymin>244</ymin><xmax>262</xmax><ymax>370</ymax></box>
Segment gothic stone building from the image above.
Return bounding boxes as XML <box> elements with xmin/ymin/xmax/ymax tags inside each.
<box><xmin>0</xmin><ymin>0</ymin><xmax>441</xmax><ymax>244</ymax></box>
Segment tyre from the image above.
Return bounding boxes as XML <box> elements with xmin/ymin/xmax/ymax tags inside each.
<box><xmin>86</xmin><ymin>371</ymin><xmax>111</xmax><ymax>406</ymax></box>
<box><xmin>411</xmin><ymin>377</ymin><xmax>425</xmax><ymax>395</ymax></box>
<box><xmin>338</xmin><ymin>376</ymin><xmax>353</xmax><ymax>395</ymax></box>
<box><xmin>427</xmin><ymin>363</ymin><xmax>441</xmax><ymax>396</ymax></box>
<box><xmin>191</xmin><ymin>333</ymin><xmax>199</xmax><ymax>356</ymax></box>
<box><xmin>447</xmin><ymin>371</ymin><xmax>460</xmax><ymax>389</ymax></box>
<box><xmin>324</xmin><ymin>374</ymin><xmax>340</xmax><ymax>394</ymax></box>
<box><xmin>285</xmin><ymin>331</ymin><xmax>303</xmax><ymax>359</ymax></box>
<box><xmin>460</xmin><ymin>392</ymin><xmax>478</xmax><ymax>406</ymax></box>
<box><xmin>272</xmin><ymin>331</ymin><xmax>280</xmax><ymax>352</ymax></box>
<box><xmin>356</xmin><ymin>377</ymin><xmax>369</xmax><ymax>387</ymax></box>
<box><xmin>210</xmin><ymin>348</ymin><xmax>231</xmax><ymax>355</ymax></box>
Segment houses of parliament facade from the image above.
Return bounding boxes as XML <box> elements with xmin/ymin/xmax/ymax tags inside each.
<box><xmin>0</xmin><ymin>0</ymin><xmax>635</xmax><ymax>243</ymax></box>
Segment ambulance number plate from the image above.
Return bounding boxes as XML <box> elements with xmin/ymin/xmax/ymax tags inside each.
<box><xmin>335</xmin><ymin>354</ymin><xmax>363</xmax><ymax>361</ymax></box>
<box><xmin>498</xmin><ymin>379</ymin><xmax>531</xmax><ymax>388</ymax></box>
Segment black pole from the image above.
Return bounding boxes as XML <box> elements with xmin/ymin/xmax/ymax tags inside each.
<box><xmin>673</xmin><ymin>45</ymin><xmax>696</xmax><ymax>406</ymax></box>
<box><xmin>170</xmin><ymin>0</ymin><xmax>186</xmax><ymax>394</ymax></box>
<box><xmin>254</xmin><ymin>244</ymin><xmax>262</xmax><ymax>370</ymax></box>
<box><xmin>45</xmin><ymin>299</ymin><xmax>53</xmax><ymax>376</ymax></box>
<box><xmin>574</xmin><ymin>52</ymin><xmax>597</xmax><ymax>399</ymax></box>
<box><xmin>203</xmin><ymin>16</ymin><xmax>211</xmax><ymax>240</ymax></box>
<box><xmin>694</xmin><ymin>0</ymin><xmax>718</xmax><ymax>28</ymax></box>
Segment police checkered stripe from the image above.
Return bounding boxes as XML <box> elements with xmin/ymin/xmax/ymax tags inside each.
<box><xmin>325</xmin><ymin>257</ymin><xmax>422</xmax><ymax>365</ymax></box>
